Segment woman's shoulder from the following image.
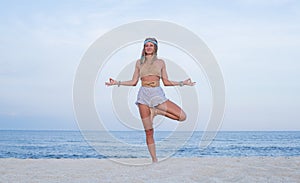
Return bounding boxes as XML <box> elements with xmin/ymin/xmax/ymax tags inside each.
<box><xmin>155</xmin><ymin>58</ymin><xmax>165</xmax><ymax>67</ymax></box>
<box><xmin>156</xmin><ymin>58</ymin><xmax>165</xmax><ymax>64</ymax></box>
<box><xmin>135</xmin><ymin>59</ymin><xmax>142</xmax><ymax>66</ymax></box>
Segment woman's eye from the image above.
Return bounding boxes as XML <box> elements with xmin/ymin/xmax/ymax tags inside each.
<box><xmin>145</xmin><ymin>44</ymin><xmax>154</xmax><ymax>48</ymax></box>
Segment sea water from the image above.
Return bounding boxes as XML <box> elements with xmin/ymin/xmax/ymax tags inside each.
<box><xmin>0</xmin><ymin>130</ymin><xmax>299</xmax><ymax>159</ymax></box>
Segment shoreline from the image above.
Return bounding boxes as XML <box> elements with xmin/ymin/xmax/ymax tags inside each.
<box><xmin>1</xmin><ymin>157</ymin><xmax>299</xmax><ymax>182</ymax></box>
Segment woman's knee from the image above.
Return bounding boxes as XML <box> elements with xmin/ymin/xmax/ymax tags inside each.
<box><xmin>145</xmin><ymin>128</ymin><xmax>154</xmax><ymax>136</ymax></box>
<box><xmin>178</xmin><ymin>111</ymin><xmax>187</xmax><ymax>121</ymax></box>
<box><xmin>145</xmin><ymin>128</ymin><xmax>154</xmax><ymax>144</ymax></box>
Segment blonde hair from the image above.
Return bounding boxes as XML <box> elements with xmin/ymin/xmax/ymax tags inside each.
<box><xmin>140</xmin><ymin>38</ymin><xmax>158</xmax><ymax>64</ymax></box>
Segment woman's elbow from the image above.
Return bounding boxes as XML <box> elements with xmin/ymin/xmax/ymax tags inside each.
<box><xmin>132</xmin><ymin>80</ymin><xmax>138</xmax><ymax>86</ymax></box>
<box><xmin>162</xmin><ymin>80</ymin><xmax>171</xmax><ymax>86</ymax></box>
<box><xmin>162</xmin><ymin>82</ymin><xmax>169</xmax><ymax>86</ymax></box>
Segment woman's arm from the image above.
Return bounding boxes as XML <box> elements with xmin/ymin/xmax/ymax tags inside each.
<box><xmin>161</xmin><ymin>60</ymin><xmax>196</xmax><ymax>87</ymax></box>
<box><xmin>105</xmin><ymin>60</ymin><xmax>140</xmax><ymax>87</ymax></box>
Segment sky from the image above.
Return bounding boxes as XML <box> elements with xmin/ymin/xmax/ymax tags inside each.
<box><xmin>0</xmin><ymin>0</ymin><xmax>300</xmax><ymax>131</ymax></box>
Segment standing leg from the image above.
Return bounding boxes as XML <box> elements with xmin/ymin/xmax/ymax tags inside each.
<box><xmin>138</xmin><ymin>104</ymin><xmax>158</xmax><ymax>163</ymax></box>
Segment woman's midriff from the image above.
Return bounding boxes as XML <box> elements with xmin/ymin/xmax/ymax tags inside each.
<box><xmin>141</xmin><ymin>75</ymin><xmax>160</xmax><ymax>87</ymax></box>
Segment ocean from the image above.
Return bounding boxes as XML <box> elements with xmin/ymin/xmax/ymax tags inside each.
<box><xmin>0</xmin><ymin>130</ymin><xmax>299</xmax><ymax>159</ymax></box>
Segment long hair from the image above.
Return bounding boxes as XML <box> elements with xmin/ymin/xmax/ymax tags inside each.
<box><xmin>140</xmin><ymin>38</ymin><xmax>158</xmax><ymax>64</ymax></box>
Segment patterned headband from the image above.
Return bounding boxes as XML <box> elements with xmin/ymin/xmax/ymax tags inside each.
<box><xmin>144</xmin><ymin>39</ymin><xmax>157</xmax><ymax>45</ymax></box>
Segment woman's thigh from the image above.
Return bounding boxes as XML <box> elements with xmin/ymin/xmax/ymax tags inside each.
<box><xmin>137</xmin><ymin>104</ymin><xmax>153</xmax><ymax>130</ymax></box>
<box><xmin>156</xmin><ymin>100</ymin><xmax>186</xmax><ymax>121</ymax></box>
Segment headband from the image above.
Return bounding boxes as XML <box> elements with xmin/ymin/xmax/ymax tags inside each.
<box><xmin>144</xmin><ymin>39</ymin><xmax>157</xmax><ymax>45</ymax></box>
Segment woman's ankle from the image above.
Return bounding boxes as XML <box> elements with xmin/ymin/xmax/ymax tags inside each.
<box><xmin>152</xmin><ymin>158</ymin><xmax>158</xmax><ymax>163</ymax></box>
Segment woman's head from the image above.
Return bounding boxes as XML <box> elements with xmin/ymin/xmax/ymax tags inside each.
<box><xmin>140</xmin><ymin>38</ymin><xmax>158</xmax><ymax>63</ymax></box>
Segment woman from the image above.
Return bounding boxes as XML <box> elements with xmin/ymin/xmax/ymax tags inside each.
<box><xmin>105</xmin><ymin>38</ymin><xmax>195</xmax><ymax>162</ymax></box>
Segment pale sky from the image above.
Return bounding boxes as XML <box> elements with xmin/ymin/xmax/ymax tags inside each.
<box><xmin>1</xmin><ymin>0</ymin><xmax>300</xmax><ymax>131</ymax></box>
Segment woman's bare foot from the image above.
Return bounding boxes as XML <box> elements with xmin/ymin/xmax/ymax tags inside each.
<box><xmin>152</xmin><ymin>158</ymin><xmax>158</xmax><ymax>163</ymax></box>
<box><xmin>150</xmin><ymin>107</ymin><xmax>157</xmax><ymax>122</ymax></box>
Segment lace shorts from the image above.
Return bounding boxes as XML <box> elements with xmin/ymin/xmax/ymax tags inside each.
<box><xmin>135</xmin><ymin>86</ymin><xmax>168</xmax><ymax>107</ymax></box>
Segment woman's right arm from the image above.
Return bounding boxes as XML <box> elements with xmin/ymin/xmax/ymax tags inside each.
<box><xmin>105</xmin><ymin>60</ymin><xmax>140</xmax><ymax>87</ymax></box>
<box><xmin>161</xmin><ymin>59</ymin><xmax>196</xmax><ymax>87</ymax></box>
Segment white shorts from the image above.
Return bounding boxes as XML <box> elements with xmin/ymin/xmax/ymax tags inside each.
<box><xmin>135</xmin><ymin>86</ymin><xmax>168</xmax><ymax>107</ymax></box>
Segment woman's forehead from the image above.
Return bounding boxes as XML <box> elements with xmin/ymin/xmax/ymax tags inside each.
<box><xmin>145</xmin><ymin>42</ymin><xmax>155</xmax><ymax>46</ymax></box>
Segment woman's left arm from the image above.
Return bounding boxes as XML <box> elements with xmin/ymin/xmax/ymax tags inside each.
<box><xmin>160</xmin><ymin>60</ymin><xmax>196</xmax><ymax>87</ymax></box>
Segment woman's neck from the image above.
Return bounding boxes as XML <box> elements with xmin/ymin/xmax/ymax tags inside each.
<box><xmin>145</xmin><ymin>54</ymin><xmax>153</xmax><ymax>58</ymax></box>
<box><xmin>145</xmin><ymin>54</ymin><xmax>153</xmax><ymax>61</ymax></box>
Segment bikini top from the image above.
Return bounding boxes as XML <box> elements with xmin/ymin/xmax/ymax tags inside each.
<box><xmin>139</xmin><ymin>59</ymin><xmax>162</xmax><ymax>78</ymax></box>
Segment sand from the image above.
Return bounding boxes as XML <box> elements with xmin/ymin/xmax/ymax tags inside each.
<box><xmin>1</xmin><ymin>157</ymin><xmax>299</xmax><ymax>183</ymax></box>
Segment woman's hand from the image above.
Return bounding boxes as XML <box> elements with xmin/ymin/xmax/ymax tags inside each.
<box><xmin>105</xmin><ymin>78</ymin><xmax>117</xmax><ymax>86</ymax></box>
<box><xmin>183</xmin><ymin>78</ymin><xmax>196</xmax><ymax>86</ymax></box>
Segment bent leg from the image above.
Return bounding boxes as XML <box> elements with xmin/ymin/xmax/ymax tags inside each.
<box><xmin>155</xmin><ymin>100</ymin><xmax>187</xmax><ymax>121</ymax></box>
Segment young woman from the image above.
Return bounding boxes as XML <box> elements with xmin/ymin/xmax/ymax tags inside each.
<box><xmin>105</xmin><ymin>38</ymin><xmax>195</xmax><ymax>162</ymax></box>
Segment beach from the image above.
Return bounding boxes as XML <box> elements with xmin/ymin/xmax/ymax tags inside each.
<box><xmin>1</xmin><ymin>157</ymin><xmax>299</xmax><ymax>183</ymax></box>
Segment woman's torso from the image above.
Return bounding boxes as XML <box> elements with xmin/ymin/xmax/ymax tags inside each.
<box><xmin>139</xmin><ymin>59</ymin><xmax>163</xmax><ymax>82</ymax></box>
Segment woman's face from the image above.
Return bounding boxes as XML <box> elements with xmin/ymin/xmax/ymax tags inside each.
<box><xmin>144</xmin><ymin>42</ymin><xmax>155</xmax><ymax>55</ymax></box>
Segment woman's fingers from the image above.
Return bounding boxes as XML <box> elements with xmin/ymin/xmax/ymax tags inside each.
<box><xmin>185</xmin><ymin>78</ymin><xmax>196</xmax><ymax>86</ymax></box>
<box><xmin>105</xmin><ymin>78</ymin><xmax>115</xmax><ymax>86</ymax></box>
